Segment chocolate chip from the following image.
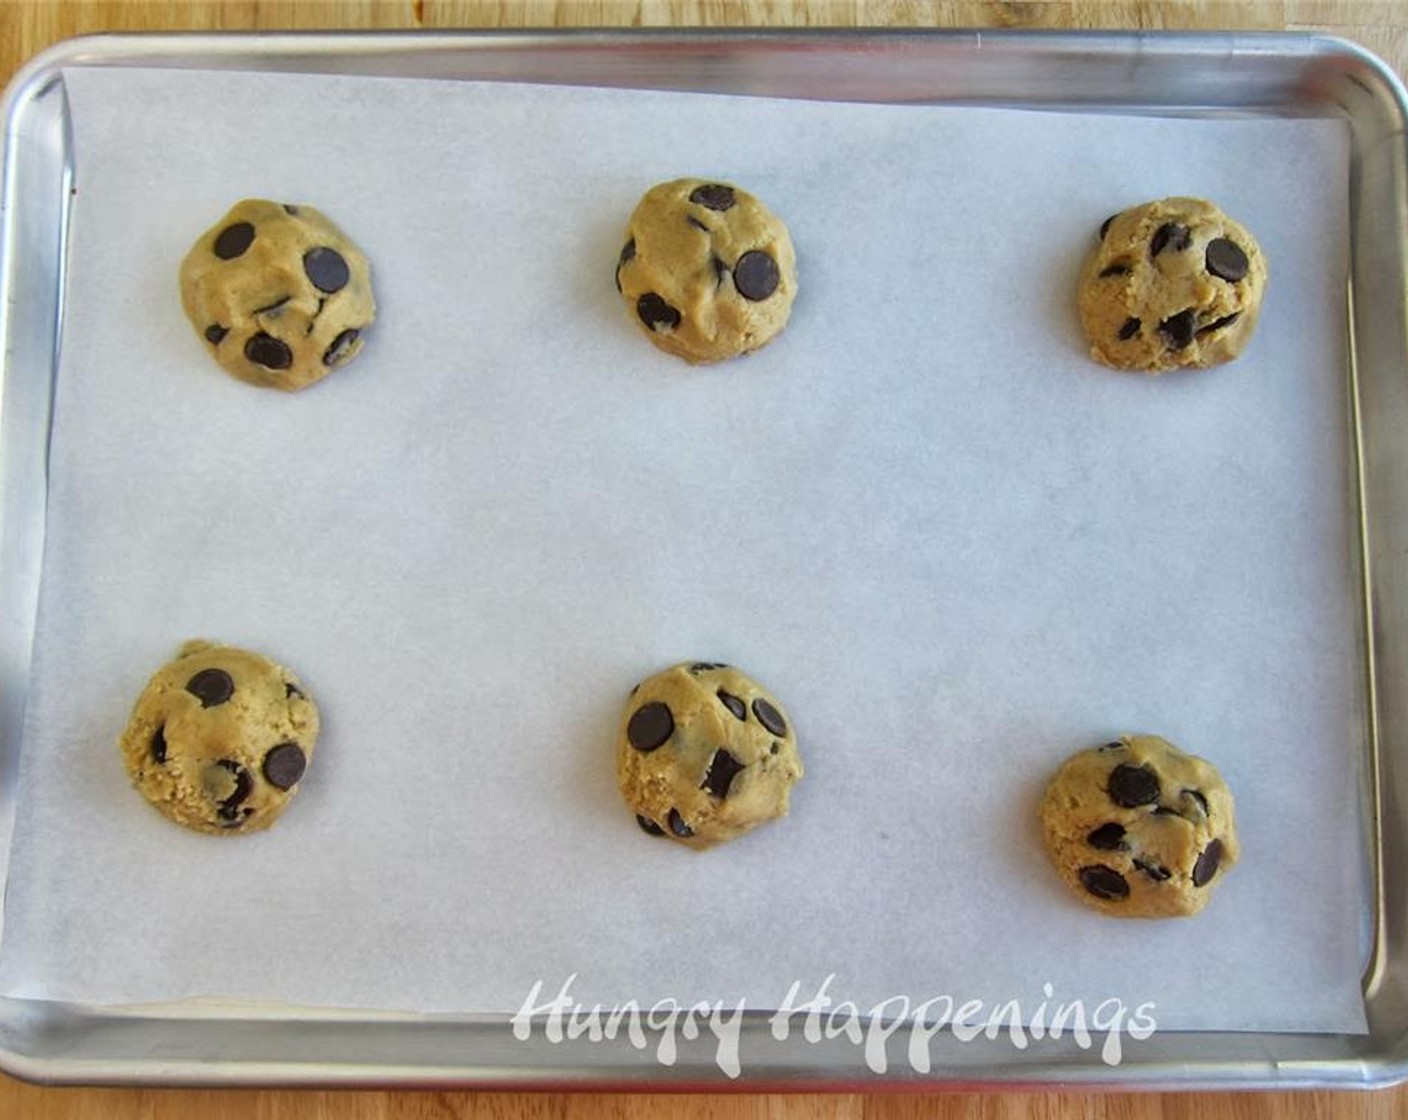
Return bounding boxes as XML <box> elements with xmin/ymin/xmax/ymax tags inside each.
<box><xmin>254</xmin><ymin>295</ymin><xmax>290</xmax><ymax>316</ymax></box>
<box><xmin>1099</xmin><ymin>264</ymin><xmax>1131</xmax><ymax>278</ymax></box>
<box><xmin>213</xmin><ymin>221</ymin><xmax>255</xmax><ymax>260</ymax></box>
<box><xmin>1108</xmin><ymin>763</ymin><xmax>1160</xmax><ymax>807</ymax></box>
<box><xmin>323</xmin><ymin>328</ymin><xmax>360</xmax><ymax>367</ymax></box>
<box><xmin>285</xmin><ymin>681</ymin><xmax>304</xmax><ymax>699</ymax></box>
<box><xmin>186</xmin><ymin>668</ymin><xmax>234</xmax><ymax>708</ymax></box>
<box><xmin>770</xmin><ymin>742</ymin><xmax>780</xmax><ymax>755</ymax></box>
<box><xmin>303</xmin><ymin>247</ymin><xmax>350</xmax><ymax>294</ymax></box>
<box><xmin>1159</xmin><ymin>309</ymin><xmax>1196</xmax><ymax>350</ymax></box>
<box><xmin>1205</xmin><ymin>238</ymin><xmax>1248</xmax><ymax>282</ymax></box>
<box><xmin>245</xmin><ymin>332</ymin><xmax>293</xmax><ymax>370</ymax></box>
<box><xmin>687</xmin><ymin>216</ymin><xmax>710</xmax><ymax>233</ymax></box>
<box><xmin>214</xmin><ymin>760</ymin><xmax>252</xmax><ymax>821</ymax></box>
<box><xmin>615</xmin><ymin>239</ymin><xmax>635</xmax><ymax>293</ymax></box>
<box><xmin>627</xmin><ymin>702</ymin><xmax>674</xmax><ymax>752</ymax></box>
<box><xmin>262</xmin><ymin>742</ymin><xmax>306</xmax><ymax>790</ymax></box>
<box><xmin>1118</xmin><ymin>318</ymin><xmax>1141</xmax><ymax>341</ymax></box>
<box><xmin>689</xmin><ymin>662</ymin><xmax>723</xmax><ymax>672</ymax></box>
<box><xmin>1150</xmin><ymin>223</ymin><xmax>1191</xmax><ymax>257</ymax></box>
<box><xmin>1133</xmin><ymin>858</ymin><xmax>1171</xmax><ymax>882</ymax></box>
<box><xmin>637</xmin><ymin>293</ymin><xmax>681</xmax><ymax>332</ymax></box>
<box><xmin>151</xmin><ymin>725</ymin><xmax>168</xmax><ymax>764</ymax></box>
<box><xmin>636</xmin><ymin>814</ymin><xmax>665</xmax><ymax>836</ymax></box>
<box><xmin>1086</xmin><ymin>823</ymin><xmax>1127</xmax><ymax>851</ymax></box>
<box><xmin>1079</xmin><ymin>865</ymin><xmax>1129</xmax><ymax>900</ymax></box>
<box><xmin>1192</xmin><ymin>839</ymin><xmax>1224</xmax><ymax>887</ymax></box>
<box><xmin>1100</xmin><ymin>741</ymin><xmax>1125</xmax><ymax>751</ymax></box>
<box><xmin>204</xmin><ymin>325</ymin><xmax>228</xmax><ymax>345</ymax></box>
<box><xmin>717</xmin><ymin>690</ymin><xmax>746</xmax><ymax>721</ymax></box>
<box><xmin>733</xmin><ymin>251</ymin><xmax>780</xmax><ymax>301</ymax></box>
<box><xmin>668</xmin><ymin>808</ymin><xmax>693</xmax><ymax>838</ymax></box>
<box><xmin>701</xmin><ymin>748</ymin><xmax>746</xmax><ymax>799</ymax></box>
<box><xmin>689</xmin><ymin>184</ymin><xmax>736</xmax><ymax>211</ymax></box>
<box><xmin>752</xmin><ymin>697</ymin><xmax>787</xmax><ymax>737</ymax></box>
<box><xmin>1099</xmin><ymin>214</ymin><xmax>1117</xmax><ymax>240</ymax></box>
<box><xmin>1197</xmin><ymin>312</ymin><xmax>1241</xmax><ymax>337</ymax></box>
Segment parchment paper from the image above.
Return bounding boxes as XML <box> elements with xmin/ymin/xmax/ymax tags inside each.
<box><xmin>0</xmin><ymin>67</ymin><xmax>1365</xmax><ymax>1033</ymax></box>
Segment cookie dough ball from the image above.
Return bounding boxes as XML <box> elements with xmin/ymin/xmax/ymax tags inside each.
<box><xmin>617</xmin><ymin>662</ymin><xmax>803</xmax><ymax>849</ymax></box>
<box><xmin>119</xmin><ymin>640</ymin><xmax>319</xmax><ymax>835</ymax></box>
<box><xmin>1041</xmin><ymin>735</ymin><xmax>1238</xmax><ymax>918</ymax></box>
<box><xmin>1077</xmin><ymin>197</ymin><xmax>1267</xmax><ymax>372</ymax></box>
<box><xmin>180</xmin><ymin>199</ymin><xmax>375</xmax><ymax>391</ymax></box>
<box><xmin>614</xmin><ymin>179</ymin><xmax>797</xmax><ymax>364</ymax></box>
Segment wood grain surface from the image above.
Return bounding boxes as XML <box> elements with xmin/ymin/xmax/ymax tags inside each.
<box><xmin>0</xmin><ymin>1</ymin><xmax>1404</xmax><ymax>1117</ymax></box>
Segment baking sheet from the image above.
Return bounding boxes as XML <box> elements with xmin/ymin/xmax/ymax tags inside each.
<box><xmin>0</xmin><ymin>66</ymin><xmax>1365</xmax><ymax>1034</ymax></box>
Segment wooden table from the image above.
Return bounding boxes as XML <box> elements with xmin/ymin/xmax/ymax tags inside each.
<box><xmin>0</xmin><ymin>1</ymin><xmax>1404</xmax><ymax>1117</ymax></box>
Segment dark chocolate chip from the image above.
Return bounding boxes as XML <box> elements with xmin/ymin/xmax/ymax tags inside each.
<box><xmin>1099</xmin><ymin>264</ymin><xmax>1131</xmax><ymax>278</ymax></box>
<box><xmin>1118</xmin><ymin>318</ymin><xmax>1141</xmax><ymax>341</ymax></box>
<box><xmin>636</xmin><ymin>814</ymin><xmax>665</xmax><ymax>837</ymax></box>
<box><xmin>733</xmin><ymin>251</ymin><xmax>780</xmax><ymax>301</ymax></box>
<box><xmin>615</xmin><ymin>239</ymin><xmax>635</xmax><ymax>293</ymax></box>
<box><xmin>1159</xmin><ymin>309</ymin><xmax>1197</xmax><ymax>350</ymax></box>
<box><xmin>1192</xmin><ymin>838</ymin><xmax>1224</xmax><ymax>887</ymax></box>
<box><xmin>689</xmin><ymin>184</ymin><xmax>736</xmax><ymax>211</ymax></box>
<box><xmin>687</xmin><ymin>216</ymin><xmax>710</xmax><ymax>233</ymax></box>
<box><xmin>151</xmin><ymin>725</ymin><xmax>168</xmax><ymax>764</ymax></box>
<box><xmin>1133</xmin><ymin>858</ymin><xmax>1171</xmax><ymax>882</ymax></box>
<box><xmin>219</xmin><ymin>809</ymin><xmax>254</xmax><ymax>830</ymax></box>
<box><xmin>668</xmin><ymin>808</ymin><xmax>693</xmax><ymax>838</ymax></box>
<box><xmin>717</xmin><ymin>690</ymin><xmax>747</xmax><ymax>721</ymax></box>
<box><xmin>254</xmin><ymin>295</ymin><xmax>290</xmax><ymax>316</ymax></box>
<box><xmin>204</xmin><ymin>324</ymin><xmax>228</xmax><ymax>345</ymax></box>
<box><xmin>214</xmin><ymin>759</ymin><xmax>253</xmax><ymax>821</ymax></box>
<box><xmin>263</xmin><ymin>742</ymin><xmax>307</xmax><ymax>790</ymax></box>
<box><xmin>323</xmin><ymin>328</ymin><xmax>360</xmax><ymax>367</ymax></box>
<box><xmin>637</xmin><ymin>293</ymin><xmax>681</xmax><ymax>332</ymax></box>
<box><xmin>1100</xmin><ymin>740</ymin><xmax>1126</xmax><ymax>751</ymax></box>
<box><xmin>770</xmin><ymin>742</ymin><xmax>780</xmax><ymax>755</ymax></box>
<box><xmin>283</xmin><ymin>204</ymin><xmax>300</xmax><ymax>215</ymax></box>
<box><xmin>1079</xmin><ymin>865</ymin><xmax>1130</xmax><ymax>900</ymax></box>
<box><xmin>245</xmin><ymin>332</ymin><xmax>293</xmax><ymax>370</ymax></box>
<box><xmin>1086</xmin><ymin>823</ymin><xmax>1127</xmax><ymax>851</ymax></box>
<box><xmin>1150</xmin><ymin>222</ymin><xmax>1192</xmax><ymax>257</ymax></box>
<box><xmin>186</xmin><ymin>668</ymin><xmax>234</xmax><ymax>708</ymax></box>
<box><xmin>285</xmin><ymin>681</ymin><xmax>304</xmax><ymax>699</ymax></box>
<box><xmin>627</xmin><ymin>701</ymin><xmax>674</xmax><ymax>752</ymax></box>
<box><xmin>1205</xmin><ymin>238</ymin><xmax>1249</xmax><ymax>282</ymax></box>
<box><xmin>1099</xmin><ymin>214</ymin><xmax>1117</xmax><ymax>240</ymax></box>
<box><xmin>213</xmin><ymin>221</ymin><xmax>255</xmax><ymax>260</ymax></box>
<box><xmin>701</xmin><ymin>748</ymin><xmax>746</xmax><ymax>799</ymax></box>
<box><xmin>1197</xmin><ymin>312</ymin><xmax>1241</xmax><ymax>337</ymax></box>
<box><xmin>752</xmin><ymin>697</ymin><xmax>787</xmax><ymax>737</ymax></box>
<box><xmin>303</xmin><ymin>247</ymin><xmax>350</xmax><ymax>294</ymax></box>
<box><xmin>689</xmin><ymin>662</ymin><xmax>725</xmax><ymax>673</ymax></box>
<box><xmin>1108</xmin><ymin>763</ymin><xmax>1160</xmax><ymax>807</ymax></box>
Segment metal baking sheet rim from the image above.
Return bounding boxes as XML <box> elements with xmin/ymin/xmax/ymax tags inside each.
<box><xmin>2</xmin><ymin>29</ymin><xmax>1407</xmax><ymax>1090</ymax></box>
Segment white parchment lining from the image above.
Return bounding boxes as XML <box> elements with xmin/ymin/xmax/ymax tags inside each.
<box><xmin>0</xmin><ymin>67</ymin><xmax>1365</xmax><ymax>1033</ymax></box>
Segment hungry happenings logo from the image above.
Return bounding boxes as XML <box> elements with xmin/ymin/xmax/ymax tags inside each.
<box><xmin>511</xmin><ymin>973</ymin><xmax>1157</xmax><ymax>1078</ymax></box>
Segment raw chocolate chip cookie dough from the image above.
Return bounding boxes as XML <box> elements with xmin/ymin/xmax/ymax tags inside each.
<box><xmin>1041</xmin><ymin>735</ymin><xmax>1238</xmax><ymax>918</ymax></box>
<box><xmin>180</xmin><ymin>199</ymin><xmax>375</xmax><ymax>391</ymax></box>
<box><xmin>120</xmin><ymin>640</ymin><xmax>318</xmax><ymax>835</ymax></box>
<box><xmin>615</xmin><ymin>179</ymin><xmax>797</xmax><ymax>363</ymax></box>
<box><xmin>617</xmin><ymin>662</ymin><xmax>803</xmax><ymax>849</ymax></box>
<box><xmin>1077</xmin><ymin>197</ymin><xmax>1267</xmax><ymax>372</ymax></box>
